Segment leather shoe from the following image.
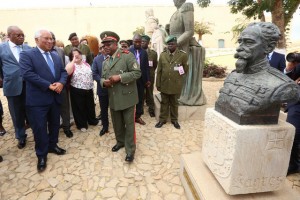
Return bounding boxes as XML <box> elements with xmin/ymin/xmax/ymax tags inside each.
<box><xmin>64</xmin><ymin>130</ymin><xmax>73</xmax><ymax>138</ymax></box>
<box><xmin>48</xmin><ymin>145</ymin><xmax>66</xmax><ymax>155</ymax></box>
<box><xmin>125</xmin><ymin>154</ymin><xmax>135</xmax><ymax>162</ymax></box>
<box><xmin>112</xmin><ymin>144</ymin><xmax>124</xmax><ymax>152</ymax></box>
<box><xmin>155</xmin><ymin>121</ymin><xmax>165</xmax><ymax>128</ymax></box>
<box><xmin>17</xmin><ymin>139</ymin><xmax>26</xmax><ymax>149</ymax></box>
<box><xmin>0</xmin><ymin>155</ymin><xmax>3</xmax><ymax>162</ymax></box>
<box><xmin>135</xmin><ymin>118</ymin><xmax>146</xmax><ymax>125</ymax></box>
<box><xmin>149</xmin><ymin>111</ymin><xmax>155</xmax><ymax>117</ymax></box>
<box><xmin>0</xmin><ymin>129</ymin><xmax>6</xmax><ymax>136</ymax></box>
<box><xmin>99</xmin><ymin>128</ymin><xmax>108</xmax><ymax>136</ymax></box>
<box><xmin>172</xmin><ymin>121</ymin><xmax>181</xmax><ymax>129</ymax></box>
<box><xmin>37</xmin><ymin>157</ymin><xmax>47</xmax><ymax>172</ymax></box>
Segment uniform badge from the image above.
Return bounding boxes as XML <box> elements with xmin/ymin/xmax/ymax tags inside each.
<box><xmin>117</xmin><ymin>53</ymin><xmax>120</xmax><ymax>58</ymax></box>
<box><xmin>133</xmin><ymin>63</ymin><xmax>138</xmax><ymax>69</ymax></box>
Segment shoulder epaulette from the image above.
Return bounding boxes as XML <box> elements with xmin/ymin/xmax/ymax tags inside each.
<box><xmin>122</xmin><ymin>49</ymin><xmax>130</xmax><ymax>54</ymax></box>
<box><xmin>180</xmin><ymin>50</ymin><xmax>187</xmax><ymax>54</ymax></box>
<box><xmin>267</xmin><ymin>67</ymin><xmax>293</xmax><ymax>82</ymax></box>
<box><xmin>180</xmin><ymin>3</ymin><xmax>194</xmax><ymax>13</ymax></box>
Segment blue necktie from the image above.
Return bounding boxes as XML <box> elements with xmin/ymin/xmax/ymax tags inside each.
<box><xmin>135</xmin><ymin>50</ymin><xmax>140</xmax><ymax>65</ymax></box>
<box><xmin>45</xmin><ymin>52</ymin><xmax>55</xmax><ymax>77</ymax></box>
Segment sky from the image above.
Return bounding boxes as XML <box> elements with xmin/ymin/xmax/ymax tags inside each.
<box><xmin>0</xmin><ymin>0</ymin><xmax>226</xmax><ymax>9</ymax></box>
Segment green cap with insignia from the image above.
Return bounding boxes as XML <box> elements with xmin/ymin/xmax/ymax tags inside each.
<box><xmin>141</xmin><ymin>35</ymin><xmax>151</xmax><ymax>42</ymax></box>
<box><xmin>165</xmin><ymin>35</ymin><xmax>177</xmax><ymax>43</ymax></box>
<box><xmin>100</xmin><ymin>31</ymin><xmax>120</xmax><ymax>43</ymax></box>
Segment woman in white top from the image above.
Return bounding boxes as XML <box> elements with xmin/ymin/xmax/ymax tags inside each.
<box><xmin>66</xmin><ymin>48</ymin><xmax>98</xmax><ymax>132</ymax></box>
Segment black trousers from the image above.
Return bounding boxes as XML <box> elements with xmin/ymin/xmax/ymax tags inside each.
<box><xmin>99</xmin><ymin>94</ymin><xmax>109</xmax><ymax>130</ymax></box>
<box><xmin>70</xmin><ymin>86</ymin><xmax>98</xmax><ymax>129</ymax></box>
<box><xmin>135</xmin><ymin>80</ymin><xmax>145</xmax><ymax>119</ymax></box>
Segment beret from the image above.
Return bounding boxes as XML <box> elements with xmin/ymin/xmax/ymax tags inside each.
<box><xmin>68</xmin><ymin>32</ymin><xmax>77</xmax><ymax>40</ymax></box>
<box><xmin>165</xmin><ymin>35</ymin><xmax>177</xmax><ymax>43</ymax></box>
<box><xmin>141</xmin><ymin>35</ymin><xmax>151</xmax><ymax>41</ymax></box>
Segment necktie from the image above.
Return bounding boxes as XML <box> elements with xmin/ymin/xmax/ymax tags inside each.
<box><xmin>45</xmin><ymin>52</ymin><xmax>55</xmax><ymax>77</ymax></box>
<box><xmin>109</xmin><ymin>56</ymin><xmax>113</xmax><ymax>65</ymax></box>
<box><xmin>135</xmin><ymin>50</ymin><xmax>140</xmax><ymax>65</ymax></box>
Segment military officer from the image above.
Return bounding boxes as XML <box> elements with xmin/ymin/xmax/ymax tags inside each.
<box><xmin>141</xmin><ymin>35</ymin><xmax>158</xmax><ymax>117</ymax></box>
<box><xmin>64</xmin><ymin>32</ymin><xmax>93</xmax><ymax>65</ymax></box>
<box><xmin>155</xmin><ymin>35</ymin><xmax>188</xmax><ymax>129</ymax></box>
<box><xmin>100</xmin><ymin>31</ymin><xmax>141</xmax><ymax>162</ymax></box>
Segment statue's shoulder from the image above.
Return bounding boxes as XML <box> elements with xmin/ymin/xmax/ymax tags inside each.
<box><xmin>267</xmin><ymin>67</ymin><xmax>293</xmax><ymax>83</ymax></box>
<box><xmin>180</xmin><ymin>2</ymin><xmax>194</xmax><ymax>13</ymax></box>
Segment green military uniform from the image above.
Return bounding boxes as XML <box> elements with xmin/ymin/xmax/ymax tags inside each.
<box><xmin>64</xmin><ymin>44</ymin><xmax>93</xmax><ymax>65</ymax></box>
<box><xmin>100</xmin><ymin>48</ymin><xmax>141</xmax><ymax>155</ymax></box>
<box><xmin>145</xmin><ymin>48</ymin><xmax>158</xmax><ymax>113</ymax></box>
<box><xmin>156</xmin><ymin>48</ymin><xmax>188</xmax><ymax>123</ymax></box>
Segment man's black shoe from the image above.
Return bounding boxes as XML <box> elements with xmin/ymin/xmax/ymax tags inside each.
<box><xmin>64</xmin><ymin>130</ymin><xmax>73</xmax><ymax>138</ymax></box>
<box><xmin>17</xmin><ymin>139</ymin><xmax>26</xmax><ymax>149</ymax></box>
<box><xmin>155</xmin><ymin>121</ymin><xmax>165</xmax><ymax>128</ymax></box>
<box><xmin>48</xmin><ymin>145</ymin><xmax>66</xmax><ymax>155</ymax></box>
<box><xmin>125</xmin><ymin>154</ymin><xmax>135</xmax><ymax>162</ymax></box>
<box><xmin>0</xmin><ymin>155</ymin><xmax>3</xmax><ymax>162</ymax></box>
<box><xmin>172</xmin><ymin>121</ymin><xmax>181</xmax><ymax>129</ymax></box>
<box><xmin>149</xmin><ymin>111</ymin><xmax>155</xmax><ymax>117</ymax></box>
<box><xmin>99</xmin><ymin>128</ymin><xmax>108</xmax><ymax>136</ymax></box>
<box><xmin>37</xmin><ymin>157</ymin><xmax>47</xmax><ymax>172</ymax></box>
<box><xmin>112</xmin><ymin>144</ymin><xmax>124</xmax><ymax>152</ymax></box>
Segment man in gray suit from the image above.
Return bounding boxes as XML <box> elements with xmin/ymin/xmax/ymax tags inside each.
<box><xmin>0</xmin><ymin>26</ymin><xmax>31</xmax><ymax>149</ymax></box>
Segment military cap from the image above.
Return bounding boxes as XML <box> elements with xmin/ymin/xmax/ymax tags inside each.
<box><xmin>119</xmin><ymin>40</ymin><xmax>130</xmax><ymax>46</ymax></box>
<box><xmin>100</xmin><ymin>31</ymin><xmax>120</xmax><ymax>43</ymax></box>
<box><xmin>165</xmin><ymin>35</ymin><xmax>177</xmax><ymax>43</ymax></box>
<box><xmin>68</xmin><ymin>32</ymin><xmax>77</xmax><ymax>40</ymax></box>
<box><xmin>141</xmin><ymin>35</ymin><xmax>151</xmax><ymax>42</ymax></box>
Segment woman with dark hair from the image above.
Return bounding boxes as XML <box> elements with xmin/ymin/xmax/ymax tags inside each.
<box><xmin>66</xmin><ymin>48</ymin><xmax>98</xmax><ymax>132</ymax></box>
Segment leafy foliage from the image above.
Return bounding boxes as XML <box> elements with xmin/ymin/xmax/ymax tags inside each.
<box><xmin>133</xmin><ymin>26</ymin><xmax>145</xmax><ymax>35</ymax></box>
<box><xmin>0</xmin><ymin>31</ymin><xmax>6</xmax><ymax>41</ymax></box>
<box><xmin>203</xmin><ymin>60</ymin><xmax>227</xmax><ymax>78</ymax></box>
<box><xmin>194</xmin><ymin>20</ymin><xmax>213</xmax><ymax>40</ymax></box>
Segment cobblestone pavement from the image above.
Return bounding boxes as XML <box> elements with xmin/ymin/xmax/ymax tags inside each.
<box><xmin>0</xmin><ymin>80</ymin><xmax>299</xmax><ymax>200</ymax></box>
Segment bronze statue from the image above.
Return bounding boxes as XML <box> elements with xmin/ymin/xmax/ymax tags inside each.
<box><xmin>169</xmin><ymin>0</ymin><xmax>206</xmax><ymax>106</ymax></box>
<box><xmin>215</xmin><ymin>22</ymin><xmax>299</xmax><ymax>125</ymax></box>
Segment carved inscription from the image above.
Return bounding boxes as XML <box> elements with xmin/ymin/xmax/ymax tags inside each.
<box><xmin>203</xmin><ymin>111</ymin><xmax>236</xmax><ymax>178</ymax></box>
<box><xmin>232</xmin><ymin>174</ymin><xmax>284</xmax><ymax>191</ymax></box>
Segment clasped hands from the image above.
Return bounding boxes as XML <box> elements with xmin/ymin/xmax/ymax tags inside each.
<box><xmin>103</xmin><ymin>75</ymin><xmax>121</xmax><ymax>88</ymax></box>
<box><xmin>49</xmin><ymin>82</ymin><xmax>64</xmax><ymax>94</ymax></box>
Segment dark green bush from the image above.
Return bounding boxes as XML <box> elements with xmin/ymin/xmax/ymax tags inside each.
<box><xmin>203</xmin><ymin>60</ymin><xmax>227</xmax><ymax>78</ymax></box>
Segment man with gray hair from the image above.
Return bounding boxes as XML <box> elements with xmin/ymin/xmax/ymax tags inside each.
<box><xmin>20</xmin><ymin>29</ymin><xmax>68</xmax><ymax>172</ymax></box>
<box><xmin>215</xmin><ymin>22</ymin><xmax>299</xmax><ymax>125</ymax></box>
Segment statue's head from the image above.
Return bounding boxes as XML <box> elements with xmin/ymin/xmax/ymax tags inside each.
<box><xmin>145</xmin><ymin>8</ymin><xmax>154</xmax><ymax>18</ymax></box>
<box><xmin>234</xmin><ymin>22</ymin><xmax>281</xmax><ymax>73</ymax></box>
<box><xmin>173</xmin><ymin>0</ymin><xmax>186</xmax><ymax>9</ymax></box>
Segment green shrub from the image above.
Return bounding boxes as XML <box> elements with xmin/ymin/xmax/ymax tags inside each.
<box><xmin>203</xmin><ymin>60</ymin><xmax>227</xmax><ymax>78</ymax></box>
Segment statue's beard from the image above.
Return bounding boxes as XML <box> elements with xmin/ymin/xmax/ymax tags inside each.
<box><xmin>234</xmin><ymin>51</ymin><xmax>251</xmax><ymax>73</ymax></box>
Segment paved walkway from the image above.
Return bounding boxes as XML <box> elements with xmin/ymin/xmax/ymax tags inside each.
<box><xmin>0</xmin><ymin>80</ymin><xmax>299</xmax><ymax>200</ymax></box>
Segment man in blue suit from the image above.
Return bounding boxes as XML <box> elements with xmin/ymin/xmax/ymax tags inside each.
<box><xmin>92</xmin><ymin>42</ymin><xmax>109</xmax><ymax>136</ymax></box>
<box><xmin>268</xmin><ymin>51</ymin><xmax>286</xmax><ymax>72</ymax></box>
<box><xmin>0</xmin><ymin>26</ymin><xmax>31</xmax><ymax>149</ymax></box>
<box><xmin>20</xmin><ymin>29</ymin><xmax>68</xmax><ymax>172</ymax></box>
<box><xmin>129</xmin><ymin>34</ymin><xmax>150</xmax><ymax>125</ymax></box>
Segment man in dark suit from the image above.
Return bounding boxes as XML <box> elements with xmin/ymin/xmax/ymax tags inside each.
<box><xmin>0</xmin><ymin>26</ymin><xmax>31</xmax><ymax>149</ymax></box>
<box><xmin>284</xmin><ymin>56</ymin><xmax>300</xmax><ymax>175</ymax></box>
<box><xmin>129</xmin><ymin>34</ymin><xmax>150</xmax><ymax>125</ymax></box>
<box><xmin>92</xmin><ymin>42</ymin><xmax>109</xmax><ymax>136</ymax></box>
<box><xmin>50</xmin><ymin>32</ymin><xmax>73</xmax><ymax>138</ymax></box>
<box><xmin>268</xmin><ymin>51</ymin><xmax>286</xmax><ymax>72</ymax></box>
<box><xmin>20</xmin><ymin>29</ymin><xmax>68</xmax><ymax>172</ymax></box>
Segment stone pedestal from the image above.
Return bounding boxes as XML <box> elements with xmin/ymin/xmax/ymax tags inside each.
<box><xmin>202</xmin><ymin>108</ymin><xmax>295</xmax><ymax>195</ymax></box>
<box><xmin>154</xmin><ymin>93</ymin><xmax>207</xmax><ymax>121</ymax></box>
<box><xmin>180</xmin><ymin>152</ymin><xmax>300</xmax><ymax>200</ymax></box>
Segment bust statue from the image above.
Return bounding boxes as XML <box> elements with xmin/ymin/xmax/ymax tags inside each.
<box><xmin>145</xmin><ymin>8</ymin><xmax>158</xmax><ymax>37</ymax></box>
<box><xmin>169</xmin><ymin>0</ymin><xmax>206</xmax><ymax>105</ymax></box>
<box><xmin>151</xmin><ymin>24</ymin><xmax>168</xmax><ymax>59</ymax></box>
<box><xmin>215</xmin><ymin>22</ymin><xmax>299</xmax><ymax>125</ymax></box>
